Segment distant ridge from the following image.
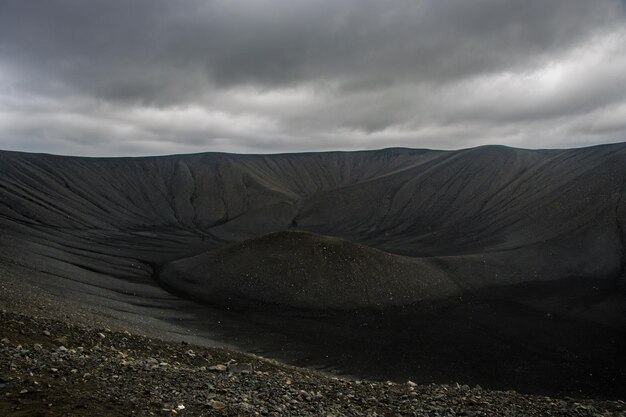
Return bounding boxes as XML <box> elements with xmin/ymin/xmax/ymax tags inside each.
<box><xmin>0</xmin><ymin>143</ymin><xmax>624</xmax><ymax>309</ymax></box>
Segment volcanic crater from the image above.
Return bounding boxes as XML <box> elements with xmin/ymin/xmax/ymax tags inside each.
<box><xmin>1</xmin><ymin>144</ymin><xmax>625</xmax><ymax>399</ymax></box>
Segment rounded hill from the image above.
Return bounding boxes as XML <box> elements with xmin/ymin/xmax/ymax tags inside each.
<box><xmin>159</xmin><ymin>230</ymin><xmax>458</xmax><ymax>309</ymax></box>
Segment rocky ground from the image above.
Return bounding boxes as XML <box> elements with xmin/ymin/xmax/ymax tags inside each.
<box><xmin>1</xmin><ymin>310</ymin><xmax>625</xmax><ymax>417</ymax></box>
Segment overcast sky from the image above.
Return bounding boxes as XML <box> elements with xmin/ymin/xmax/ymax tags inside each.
<box><xmin>1</xmin><ymin>0</ymin><xmax>626</xmax><ymax>156</ymax></box>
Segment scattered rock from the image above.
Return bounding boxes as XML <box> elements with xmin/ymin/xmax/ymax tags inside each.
<box><xmin>1</xmin><ymin>310</ymin><xmax>624</xmax><ymax>417</ymax></box>
<box><xmin>227</xmin><ymin>363</ymin><xmax>253</xmax><ymax>374</ymax></box>
<box><xmin>209</xmin><ymin>400</ymin><xmax>226</xmax><ymax>410</ymax></box>
<box><xmin>208</xmin><ymin>364</ymin><xmax>228</xmax><ymax>372</ymax></box>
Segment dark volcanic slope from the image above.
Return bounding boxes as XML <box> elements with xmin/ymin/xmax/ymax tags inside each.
<box><xmin>2</xmin><ymin>144</ymin><xmax>626</xmax><ymax>398</ymax></box>
<box><xmin>1</xmin><ymin>144</ymin><xmax>625</xmax><ymax>309</ymax></box>
<box><xmin>160</xmin><ymin>231</ymin><xmax>457</xmax><ymax>309</ymax></box>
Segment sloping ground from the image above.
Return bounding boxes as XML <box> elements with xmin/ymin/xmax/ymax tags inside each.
<box><xmin>2</xmin><ymin>311</ymin><xmax>625</xmax><ymax>417</ymax></box>
<box><xmin>160</xmin><ymin>231</ymin><xmax>458</xmax><ymax>309</ymax></box>
<box><xmin>0</xmin><ymin>143</ymin><xmax>625</xmax><ymax>398</ymax></box>
<box><xmin>1</xmin><ymin>144</ymin><xmax>624</xmax><ymax>305</ymax></box>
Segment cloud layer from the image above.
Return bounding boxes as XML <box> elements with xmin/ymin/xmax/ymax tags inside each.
<box><xmin>1</xmin><ymin>0</ymin><xmax>625</xmax><ymax>156</ymax></box>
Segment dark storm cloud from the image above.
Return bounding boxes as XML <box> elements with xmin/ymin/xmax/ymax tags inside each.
<box><xmin>0</xmin><ymin>0</ymin><xmax>618</xmax><ymax>95</ymax></box>
<box><xmin>0</xmin><ymin>0</ymin><xmax>625</xmax><ymax>155</ymax></box>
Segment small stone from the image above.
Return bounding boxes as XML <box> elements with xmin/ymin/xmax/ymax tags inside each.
<box><xmin>98</xmin><ymin>333</ymin><xmax>106</xmax><ymax>339</ymax></box>
<box><xmin>19</xmin><ymin>389</ymin><xmax>28</xmax><ymax>395</ymax></box>
<box><xmin>58</xmin><ymin>346</ymin><xmax>68</xmax><ymax>352</ymax></box>
<box><xmin>227</xmin><ymin>363</ymin><xmax>253</xmax><ymax>374</ymax></box>
<box><xmin>0</xmin><ymin>338</ymin><xmax>9</xmax><ymax>344</ymax></box>
<box><xmin>208</xmin><ymin>364</ymin><xmax>228</xmax><ymax>372</ymax></box>
<box><xmin>43</xmin><ymin>330</ymin><xmax>51</xmax><ymax>337</ymax></box>
<box><xmin>176</xmin><ymin>405</ymin><xmax>185</xmax><ymax>410</ymax></box>
<box><xmin>407</xmin><ymin>380</ymin><xmax>417</xmax><ymax>387</ymax></box>
<box><xmin>209</xmin><ymin>400</ymin><xmax>226</xmax><ymax>410</ymax></box>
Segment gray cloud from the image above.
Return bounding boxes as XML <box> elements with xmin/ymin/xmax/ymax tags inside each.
<box><xmin>0</xmin><ymin>0</ymin><xmax>625</xmax><ymax>156</ymax></box>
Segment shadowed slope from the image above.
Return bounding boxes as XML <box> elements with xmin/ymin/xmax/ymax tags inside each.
<box><xmin>0</xmin><ymin>144</ymin><xmax>625</xmax><ymax>308</ymax></box>
<box><xmin>0</xmin><ymin>148</ymin><xmax>434</xmax><ymax>236</ymax></box>
<box><xmin>160</xmin><ymin>230</ymin><xmax>458</xmax><ymax>309</ymax></box>
<box><xmin>1</xmin><ymin>144</ymin><xmax>626</xmax><ymax>398</ymax></box>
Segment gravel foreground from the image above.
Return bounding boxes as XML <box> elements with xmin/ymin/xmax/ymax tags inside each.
<box><xmin>1</xmin><ymin>311</ymin><xmax>625</xmax><ymax>417</ymax></box>
<box><xmin>0</xmin><ymin>311</ymin><xmax>626</xmax><ymax>417</ymax></box>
